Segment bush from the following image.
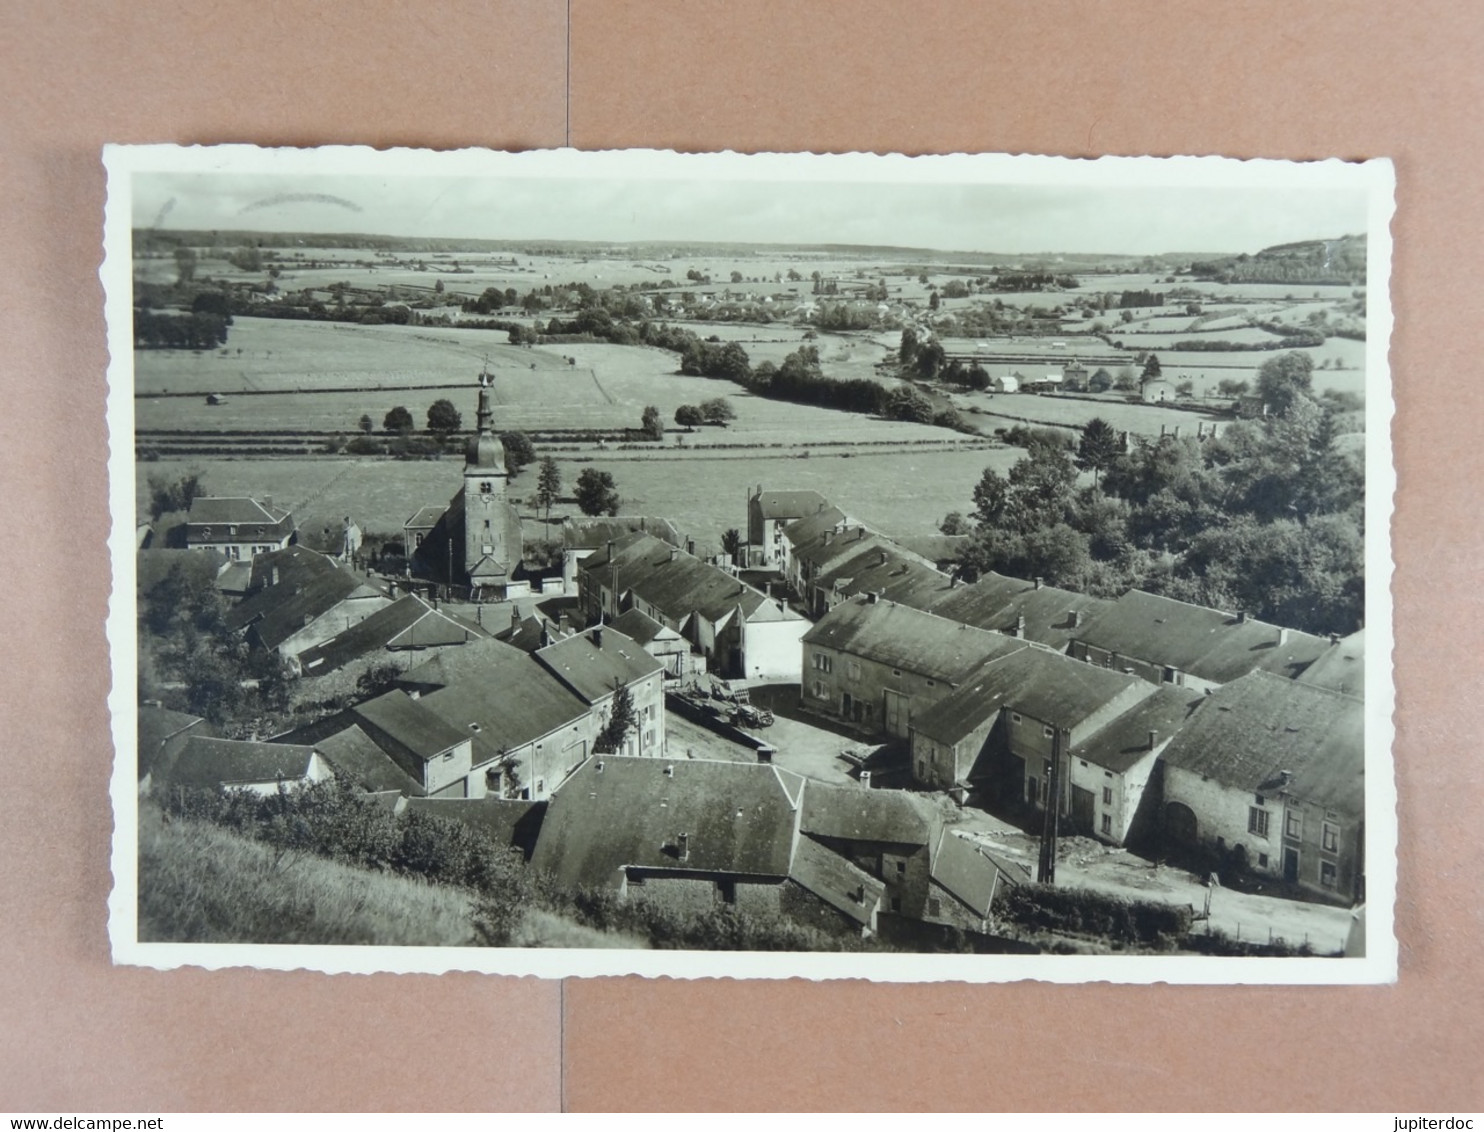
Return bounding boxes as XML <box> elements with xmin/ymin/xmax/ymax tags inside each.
<box><xmin>1001</xmin><ymin>884</ymin><xmax>1192</xmax><ymax>944</ymax></box>
<box><xmin>345</xmin><ymin>435</ymin><xmax>384</xmax><ymax>456</ymax></box>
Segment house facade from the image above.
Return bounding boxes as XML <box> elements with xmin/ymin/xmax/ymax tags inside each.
<box><xmin>184</xmin><ymin>496</ymin><xmax>295</xmax><ymax>561</ymax></box>
<box><xmin>746</xmin><ymin>487</ymin><xmax>829</xmax><ymax>569</ymax></box>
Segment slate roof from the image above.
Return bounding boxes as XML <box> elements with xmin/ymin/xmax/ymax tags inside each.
<box><xmin>1159</xmin><ymin>671</ymin><xmax>1364</xmax><ymax>815</ymax></box>
<box><xmin>911</xmin><ymin>647</ymin><xmax>1148</xmax><ymax>747</ymax></box>
<box><xmin>169</xmin><ymin>737</ymin><xmax>320</xmax><ymax>790</ymax></box>
<box><xmin>312</xmin><ymin>725</ymin><xmax>425</xmax><ymax>795</ymax></box>
<box><xmin>419</xmin><ymin>664</ymin><xmax>590</xmax><ymax>764</ymax></box>
<box><xmin>894</xmin><ymin>534</ymin><xmax>971</xmax><ymax>567</ymax></box>
<box><xmin>800</xmin><ymin>782</ymin><xmax>939</xmax><ymax>847</ymax></box>
<box><xmin>535</xmin><ymin>625</ymin><xmax>664</xmax><ymax>704</ymax></box>
<box><xmin>495</xmin><ymin>613</ymin><xmax>550</xmax><ymax>654</ymax></box>
<box><xmin>1072</xmin><ymin>589</ymin><xmax>1329</xmax><ymax>685</ymax></box>
<box><xmin>779</xmin><ymin>505</ymin><xmax>850</xmax><ymax>551</ymax></box>
<box><xmin>248</xmin><ymin>545</ymin><xmax>337</xmax><ymax>593</ymax></box>
<box><xmin>1297</xmin><ymin>630</ymin><xmax>1364</xmax><ymax>698</ymax></box>
<box><xmin>296</xmin><ymin>594</ymin><xmax>491</xmax><ymax>675</ymax></box>
<box><xmin>1071</xmin><ymin>684</ymin><xmax>1207</xmax><ymax>773</ymax></box>
<box><xmin>351</xmin><ymin>690</ymin><xmax>473</xmax><ymax>761</ymax></box>
<box><xmin>609</xmin><ymin>607</ymin><xmax>677</xmax><ymax>647</ymax></box>
<box><xmin>928</xmin><ymin>572</ymin><xmax>1110</xmax><ymax>650</ymax></box>
<box><xmin>931</xmin><ymin>830</ymin><xmax>1031</xmax><ymax>916</ymax></box>
<box><xmin>137</xmin><ymin>706</ymin><xmax>208</xmax><ymax>781</ymax></box>
<box><xmin>788</xmin><ymin>837</ymin><xmax>884</xmax><ymax>928</ymax></box>
<box><xmin>226</xmin><ymin>567</ymin><xmax>382</xmax><ymax>651</ymax></box>
<box><xmin>397</xmin><ymin>636</ymin><xmax>535</xmax><ymax>691</ymax></box>
<box><xmin>802</xmin><ymin>596</ymin><xmax>1026</xmax><ymax>685</ymax></box>
<box><xmin>582</xmin><ymin>532</ymin><xmax>793</xmax><ymax>627</ymax></box>
<box><xmin>561</xmin><ymin>516</ymin><xmax>683</xmax><ymax>551</ymax></box>
<box><xmin>187</xmin><ymin>496</ymin><xmax>292</xmax><ymax>528</ymax></box>
<box><xmin>531</xmin><ymin>757</ymin><xmax>806</xmax><ymax>891</ymax></box>
<box><xmin>753</xmin><ymin>489</ymin><xmax>830</xmax><ymax>521</ymax></box>
<box><xmin>814</xmin><ymin>544</ymin><xmax>949</xmax><ymax>610</ymax></box>
<box><xmin>404</xmin><ymin>505</ymin><xmax>446</xmax><ymax>530</ymax></box>
<box><xmin>403</xmin><ymin>797</ymin><xmax>547</xmax><ymax>857</ymax></box>
<box><xmin>791</xmin><ymin>526</ymin><xmax>883</xmax><ymax>572</ymax></box>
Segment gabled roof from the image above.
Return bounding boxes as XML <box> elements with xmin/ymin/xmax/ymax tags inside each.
<box><xmin>1159</xmin><ymin>671</ymin><xmax>1364</xmax><ymax>815</ymax></box>
<box><xmin>815</xmin><ymin>544</ymin><xmax>949</xmax><ymax>610</ymax></box>
<box><xmin>801</xmin><ymin>782</ymin><xmax>939</xmax><ymax>847</ymax></box>
<box><xmin>1073</xmin><ymin>590</ymin><xmax>1329</xmax><ymax>685</ymax></box>
<box><xmin>296</xmin><ymin>594</ymin><xmax>491</xmax><ymax>675</ymax></box>
<box><xmin>404</xmin><ymin>505</ymin><xmax>446</xmax><ymax>530</ymax></box>
<box><xmin>398</xmin><ymin>635</ymin><xmax>534</xmax><ymax>691</ymax></box>
<box><xmin>802</xmin><ymin>596</ymin><xmax>1027</xmax><ymax>685</ymax></box>
<box><xmin>791</xmin><ymin>525</ymin><xmax>883</xmax><ymax>572</ymax></box>
<box><xmin>495</xmin><ymin>613</ymin><xmax>550</xmax><ymax>654</ymax></box>
<box><xmin>312</xmin><ymin>724</ymin><xmax>425</xmax><ymax>795</ymax></box>
<box><xmin>168</xmin><ymin>737</ymin><xmax>319</xmax><ymax>790</ymax></box>
<box><xmin>779</xmin><ymin>505</ymin><xmax>851</xmax><ymax>551</ymax></box>
<box><xmin>403</xmin><ymin>797</ymin><xmax>547</xmax><ymax>857</ymax></box>
<box><xmin>609</xmin><ymin>607</ymin><xmax>681</xmax><ymax>646</ymax></box>
<box><xmin>248</xmin><ymin>545</ymin><xmax>337</xmax><ymax>593</ymax></box>
<box><xmin>535</xmin><ymin>626</ymin><xmax>664</xmax><ymax>704</ymax></box>
<box><xmin>531</xmin><ymin>756</ymin><xmax>806</xmax><ymax>890</ymax></box>
<box><xmin>137</xmin><ymin>706</ymin><xmax>209</xmax><ymax>781</ymax></box>
<box><xmin>912</xmin><ymin>647</ymin><xmax>1149</xmax><ymax>747</ymax></box>
<box><xmin>581</xmin><ymin>532</ymin><xmax>794</xmax><ymax>627</ymax></box>
<box><xmin>931</xmin><ymin>830</ymin><xmax>1030</xmax><ymax>916</ymax></box>
<box><xmin>226</xmin><ymin>567</ymin><xmax>383</xmax><ymax>650</ymax></box>
<box><xmin>351</xmin><ymin>690</ymin><xmax>472</xmax><ymax>761</ymax></box>
<box><xmin>1071</xmin><ymin>684</ymin><xmax>1206</xmax><ymax>773</ymax></box>
<box><xmin>788</xmin><ymin>837</ymin><xmax>884</xmax><ymax>928</ymax></box>
<box><xmin>1297</xmin><ymin>629</ymin><xmax>1364</xmax><ymax>698</ymax></box>
<box><xmin>561</xmin><ymin>516</ymin><xmax>684</xmax><ymax>551</ymax></box>
<box><xmin>928</xmin><ymin>572</ymin><xmax>1110</xmax><ymax>651</ymax></box>
<box><xmin>894</xmin><ymin>534</ymin><xmax>971</xmax><ymax>568</ymax></box>
<box><xmin>753</xmin><ymin>489</ymin><xmax>830</xmax><ymax>521</ymax></box>
<box><xmin>418</xmin><ymin>663</ymin><xmax>591</xmax><ymax>763</ymax></box>
<box><xmin>186</xmin><ymin>496</ymin><xmax>292</xmax><ymax>528</ymax></box>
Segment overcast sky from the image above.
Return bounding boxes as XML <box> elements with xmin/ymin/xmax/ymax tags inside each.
<box><xmin>131</xmin><ymin>167</ymin><xmax>1370</xmax><ymax>256</ymax></box>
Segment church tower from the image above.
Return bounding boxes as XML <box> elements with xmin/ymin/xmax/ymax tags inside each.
<box><xmin>460</xmin><ymin>367</ymin><xmax>519</xmax><ymax>594</ymax></box>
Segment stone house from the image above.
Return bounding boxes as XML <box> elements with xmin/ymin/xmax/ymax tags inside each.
<box><xmin>184</xmin><ymin>496</ymin><xmax>295</xmax><ymax>561</ymax></box>
<box><xmin>746</xmin><ymin>487</ymin><xmax>830</xmax><ymax>569</ymax></box>
<box><xmin>225</xmin><ymin>554</ymin><xmax>391</xmax><ymax>663</ymax></box>
<box><xmin>1159</xmin><ymin>671</ymin><xmax>1364</xmax><ymax>904</ymax></box>
<box><xmin>800</xmin><ymin>782</ymin><xmax>941</xmax><ymax>918</ymax></box>
<box><xmin>163</xmin><ymin>736</ymin><xmax>331</xmax><ymax>796</ymax></box>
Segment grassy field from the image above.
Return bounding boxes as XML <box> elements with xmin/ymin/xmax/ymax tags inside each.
<box><xmin>948</xmin><ymin>391</ymin><xmax>1220</xmax><ymax>438</ymax></box>
<box><xmin>137</xmin><ymin>805</ymin><xmax>478</xmax><ymax>946</ymax></box>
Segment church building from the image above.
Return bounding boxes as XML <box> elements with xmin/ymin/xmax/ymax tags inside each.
<box><xmin>404</xmin><ymin>371</ymin><xmax>527</xmax><ymax>600</ymax></box>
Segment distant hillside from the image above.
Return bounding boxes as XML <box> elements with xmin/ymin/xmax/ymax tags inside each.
<box><xmin>1190</xmin><ymin>235</ymin><xmax>1367</xmax><ymax>285</ymax></box>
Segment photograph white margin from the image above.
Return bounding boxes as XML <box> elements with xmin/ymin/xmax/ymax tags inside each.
<box><xmin>102</xmin><ymin>144</ymin><xmax>1398</xmax><ymax>984</ymax></box>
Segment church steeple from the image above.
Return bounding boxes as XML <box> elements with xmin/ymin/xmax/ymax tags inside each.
<box><xmin>466</xmin><ymin>362</ymin><xmax>503</xmax><ymax>470</ymax></box>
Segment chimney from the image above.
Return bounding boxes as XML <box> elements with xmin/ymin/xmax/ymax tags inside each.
<box><xmin>606</xmin><ymin>539</ymin><xmax>615</xmax><ymax>561</ymax></box>
<box><xmin>1173</xmin><ymin>425</ymin><xmax>1181</xmax><ymax>439</ymax></box>
<box><xmin>1236</xmin><ymin>609</ymin><xmax>1248</xmax><ymax>624</ymax></box>
<box><xmin>1277</xmin><ymin>627</ymin><xmax>1289</xmax><ymax>646</ymax></box>
<box><xmin>1034</xmin><ymin>576</ymin><xmax>1043</xmax><ymax>590</ymax></box>
<box><xmin>1148</xmin><ymin>729</ymin><xmax>1160</xmax><ymax>751</ymax></box>
<box><xmin>539</xmin><ymin>623</ymin><xmax>552</xmax><ymax>648</ymax></box>
<box><xmin>511</xmin><ymin>606</ymin><xmax>521</xmax><ymax>629</ymax></box>
<box><xmin>263</xmin><ymin>495</ymin><xmax>273</xmax><ymax>510</ymax></box>
<box><xmin>1279</xmin><ymin>769</ymin><xmax>1294</xmax><ymax>787</ymax></box>
<box><xmin>1014</xmin><ymin>614</ymin><xmax>1026</xmax><ymax>638</ymax></box>
<box><xmin>1068</xmin><ymin>610</ymin><xmax>1081</xmax><ymax>629</ymax></box>
<box><xmin>859</xmin><ymin>770</ymin><xmax>873</xmax><ymax>789</ymax></box>
<box><xmin>677</xmin><ymin>832</ymin><xmax>690</xmax><ymax>862</ymax></box>
<box><xmin>669</xmin><ymin>547</ymin><xmax>679</xmax><ymax>561</ymax></box>
<box><xmin>950</xmin><ymin>574</ymin><xmax>960</xmax><ymax>588</ymax></box>
<box><xmin>866</xmin><ymin>591</ymin><xmax>879</xmax><ymax>604</ymax></box>
<box><xmin>877</xmin><ymin>548</ymin><xmax>888</xmax><ymax>567</ymax></box>
<box><xmin>1328</xmin><ymin>632</ymin><xmax>1340</xmax><ymax>645</ymax></box>
<box><xmin>270</xmin><ymin>566</ymin><xmax>280</xmax><ymax>587</ymax></box>
<box><xmin>686</xmin><ymin>537</ymin><xmax>696</xmax><ymax>556</ymax></box>
<box><xmin>824</xmin><ymin>530</ymin><xmax>833</xmax><ymax>545</ymax></box>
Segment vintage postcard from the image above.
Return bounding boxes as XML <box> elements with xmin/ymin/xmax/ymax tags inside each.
<box><xmin>104</xmin><ymin>145</ymin><xmax>1395</xmax><ymax>982</ymax></box>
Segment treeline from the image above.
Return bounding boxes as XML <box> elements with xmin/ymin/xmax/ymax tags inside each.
<box><xmin>1119</xmin><ymin>289</ymin><xmax>1164</xmax><ymax>308</ymax></box>
<box><xmin>134</xmin><ymin>308</ymin><xmax>231</xmax><ymax>350</ymax></box>
<box><xmin>955</xmin><ymin>351</ymin><xmax>1365</xmax><ymax>637</ymax></box>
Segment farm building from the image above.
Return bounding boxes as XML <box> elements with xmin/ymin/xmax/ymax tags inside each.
<box><xmin>161</xmin><ymin>736</ymin><xmax>331</xmax><ymax>796</ymax></box>
<box><xmin>136</xmin><ymin>705</ymin><xmax>214</xmax><ymax>790</ymax></box>
<box><xmin>1067</xmin><ymin>589</ymin><xmax>1330</xmax><ymax>691</ymax></box>
<box><xmin>925</xmin><ymin>830</ymin><xmax>1031</xmax><ymax>934</ymax></box>
<box><xmin>927</xmin><ymin>572</ymin><xmax>1111</xmax><ymax>653</ymax></box>
<box><xmin>801</xmin><ymin>594</ymin><xmax>1028</xmax><ymax>738</ymax></box>
<box><xmin>294</xmin><ymin>592</ymin><xmax>491</xmax><ymax>677</ymax></box>
<box><xmin>225</xmin><ymin>555</ymin><xmax>391</xmax><ymax>662</ymax></box>
<box><xmin>184</xmin><ymin>496</ymin><xmax>295</xmax><ymax>561</ymax></box>
<box><xmin>1297</xmin><ymin>629</ymin><xmax>1365</xmax><ymax>699</ymax></box>
<box><xmin>777</xmin><ymin>504</ymin><xmax>854</xmax><ymax>596</ymax></box>
<box><xmin>1159</xmin><ymin>671</ymin><xmax>1364</xmax><ymax>904</ymax></box>
<box><xmin>578</xmin><ymin>532</ymin><xmax>807</xmax><ymax>681</ymax></box>
<box><xmin>534</xmin><ymin>624</ymin><xmax>667</xmax><ymax>759</ymax></box>
<box><xmin>746</xmin><ymin>486</ymin><xmax>830</xmax><ymax>569</ymax></box>
<box><xmin>810</xmin><ymin>542</ymin><xmax>948</xmax><ymax>619</ymax></box>
<box><xmin>907</xmin><ymin>645</ymin><xmax>1152</xmax><ymax>810</ymax></box>
<box><xmin>530</xmin><ymin>756</ymin><xmax>884</xmax><ymax>937</ymax></box>
<box><xmin>609</xmin><ymin>607</ymin><xmax>694</xmax><ymax>677</ymax></box>
<box><xmin>800</xmin><ymin>782</ymin><xmax>942</xmax><ymax>918</ymax></box>
<box><xmin>559</xmin><ymin>515</ymin><xmax>684</xmax><ymax>592</ymax></box>
<box><xmin>992</xmin><ymin>374</ymin><xmax>1019</xmax><ymax>394</ymax></box>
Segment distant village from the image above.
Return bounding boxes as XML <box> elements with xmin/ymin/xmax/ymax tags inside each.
<box><xmin>137</xmin><ymin>377</ymin><xmax>1365</xmax><ymax>949</ymax></box>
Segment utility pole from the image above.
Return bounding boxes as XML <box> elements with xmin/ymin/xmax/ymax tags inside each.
<box><xmin>1037</xmin><ymin>726</ymin><xmax>1066</xmax><ymax>884</ymax></box>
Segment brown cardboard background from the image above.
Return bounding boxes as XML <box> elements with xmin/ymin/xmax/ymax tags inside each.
<box><xmin>0</xmin><ymin>0</ymin><xmax>1480</xmax><ymax>1113</ymax></box>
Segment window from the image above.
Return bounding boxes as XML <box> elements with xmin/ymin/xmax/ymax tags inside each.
<box><xmin>1100</xmin><ymin>813</ymin><xmax>1112</xmax><ymax>835</ymax></box>
<box><xmin>895</xmin><ymin>861</ymin><xmax>906</xmax><ymax>875</ymax></box>
<box><xmin>812</xmin><ymin>653</ymin><xmax>833</xmax><ymax>673</ymax></box>
<box><xmin>1102</xmin><ymin>787</ymin><xmax>1113</xmax><ymax>805</ymax></box>
<box><xmin>928</xmin><ymin>897</ymin><xmax>942</xmax><ymax>917</ymax></box>
<box><xmin>442</xmin><ymin>751</ymin><xmax>454</xmax><ymax>761</ymax></box>
<box><xmin>1284</xmin><ymin>810</ymin><xmax>1303</xmax><ymax>840</ymax></box>
<box><xmin>480</xmin><ymin>481</ymin><xmax>492</xmax><ymax>494</ymax></box>
<box><xmin>483</xmin><ymin>519</ymin><xmax>491</xmax><ymax>530</ymax></box>
<box><xmin>811</xmin><ymin>679</ymin><xmax>830</xmax><ymax>700</ymax></box>
<box><xmin>1258</xmin><ymin>853</ymin><xmax>1269</xmax><ymax>868</ymax></box>
<box><xmin>1248</xmin><ymin>806</ymin><xmax>1270</xmax><ymax>838</ymax></box>
<box><xmin>890</xmin><ymin>897</ymin><xmax>901</xmax><ymax>913</ymax></box>
<box><xmin>1322</xmin><ymin>822</ymin><xmax>1340</xmax><ymax>853</ymax></box>
<box><xmin>1320</xmin><ymin>860</ymin><xmax>1338</xmax><ymax>888</ymax></box>
<box><xmin>1254</xmin><ymin>793</ymin><xmax>1266</xmax><ymax>806</ymax></box>
<box><xmin>892</xmin><ymin>668</ymin><xmax>902</xmax><ymax>677</ymax></box>
<box><xmin>847</xmin><ymin>660</ymin><xmax>861</xmax><ymax>681</ymax></box>
<box><xmin>1010</xmin><ymin>712</ymin><xmax>1023</xmax><ymax>725</ymax></box>
<box><xmin>1042</xmin><ymin>725</ymin><xmax>1054</xmax><ymax>739</ymax></box>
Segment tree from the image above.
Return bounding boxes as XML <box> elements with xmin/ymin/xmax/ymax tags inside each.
<box><xmin>575</xmin><ymin>468</ymin><xmax>621</xmax><ymax>516</ymax></box>
<box><xmin>146</xmin><ymin>471</ymin><xmax>207</xmax><ymax>522</ymax></box>
<box><xmin>1076</xmin><ymin>417</ymin><xmax>1122</xmax><ymax>485</ymax></box>
<box><xmin>721</xmin><ymin>528</ymin><xmax>743</xmax><ymax>563</ymax></box>
<box><xmin>383</xmin><ymin>406</ymin><xmax>414</xmax><ymax>435</ymax></box>
<box><xmin>593</xmin><ymin>680</ymin><xmax>638</xmax><ymax>754</ymax></box>
<box><xmin>358</xmin><ymin>413</ymin><xmax>374</xmax><ymax>435</ymax></box>
<box><xmin>639</xmin><ymin>405</ymin><xmax>663</xmax><ymax>440</ymax></box>
<box><xmin>899</xmin><ymin>326</ymin><xmax>919</xmax><ymax>366</ymax></box>
<box><xmin>173</xmin><ymin>245</ymin><xmax>196</xmax><ymax>286</ymax></box>
<box><xmin>501</xmin><ymin>431</ymin><xmax>535</xmax><ymax>475</ymax></box>
<box><xmin>1114</xmin><ymin>366</ymin><xmax>1138</xmax><ymax>392</ymax></box>
<box><xmin>1142</xmin><ymin>353</ymin><xmax>1162</xmax><ymax>380</ymax></box>
<box><xmin>939</xmin><ymin>511</ymin><xmax>970</xmax><ymax>535</ymax></box>
<box><xmin>1088</xmin><ymin>368</ymin><xmax>1113</xmax><ymax>393</ymax></box>
<box><xmin>674</xmin><ymin>404</ymin><xmax>704</xmax><ymax>430</ymax></box>
<box><xmin>1255</xmin><ymin>350</ymin><xmax>1315</xmax><ymax>418</ymax></box>
<box><xmin>928</xmin><ymin>290</ymin><xmax>941</xmax><ymax>311</ymax></box>
<box><xmin>536</xmin><ymin>457</ymin><xmax>562</xmax><ymax>520</ymax></box>
<box><xmin>699</xmin><ymin>397</ymin><xmax>735</xmax><ymax>426</ymax></box>
<box><xmin>884</xmin><ymin>385</ymin><xmax>934</xmax><ymax>424</ymax></box>
<box><xmin>426</xmin><ymin>398</ymin><xmax>462</xmax><ymax>438</ymax></box>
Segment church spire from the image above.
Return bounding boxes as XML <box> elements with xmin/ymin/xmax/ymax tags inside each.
<box><xmin>465</xmin><ymin>361</ymin><xmax>503</xmax><ymax>470</ymax></box>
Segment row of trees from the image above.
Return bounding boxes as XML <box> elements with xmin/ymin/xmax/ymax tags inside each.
<box><xmin>952</xmin><ymin>352</ymin><xmax>1364</xmax><ymax>636</ymax></box>
<box><xmin>133</xmin><ymin>308</ymin><xmax>231</xmax><ymax>350</ymax></box>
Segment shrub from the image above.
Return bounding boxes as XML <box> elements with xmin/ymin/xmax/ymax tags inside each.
<box><xmin>1001</xmin><ymin>884</ymin><xmax>1192</xmax><ymax>944</ymax></box>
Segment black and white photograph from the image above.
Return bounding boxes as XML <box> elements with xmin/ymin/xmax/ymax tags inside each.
<box><xmin>104</xmin><ymin>145</ymin><xmax>1395</xmax><ymax>981</ymax></box>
